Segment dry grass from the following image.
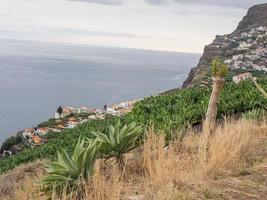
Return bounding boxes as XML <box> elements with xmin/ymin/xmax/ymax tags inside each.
<box><xmin>1</xmin><ymin>119</ymin><xmax>266</xmax><ymax>200</ymax></box>
<box><xmin>0</xmin><ymin>161</ymin><xmax>45</xmax><ymax>200</ymax></box>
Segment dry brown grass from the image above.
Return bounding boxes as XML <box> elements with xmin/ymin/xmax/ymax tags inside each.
<box><xmin>0</xmin><ymin>161</ymin><xmax>45</xmax><ymax>200</ymax></box>
<box><xmin>1</xmin><ymin>119</ymin><xmax>266</xmax><ymax>200</ymax></box>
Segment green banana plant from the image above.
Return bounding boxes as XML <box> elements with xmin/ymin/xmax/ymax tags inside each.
<box><xmin>252</xmin><ymin>78</ymin><xmax>267</xmax><ymax>99</ymax></box>
<box><xmin>92</xmin><ymin>121</ymin><xmax>143</xmax><ymax>169</ymax></box>
<box><xmin>40</xmin><ymin>138</ymin><xmax>98</xmax><ymax>194</ymax></box>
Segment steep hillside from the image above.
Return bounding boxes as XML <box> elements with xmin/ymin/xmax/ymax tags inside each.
<box><xmin>183</xmin><ymin>3</ymin><xmax>267</xmax><ymax>88</ymax></box>
<box><xmin>0</xmin><ymin>78</ymin><xmax>266</xmax><ymax>175</ymax></box>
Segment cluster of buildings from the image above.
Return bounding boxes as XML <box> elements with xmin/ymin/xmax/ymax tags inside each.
<box><xmin>232</xmin><ymin>72</ymin><xmax>258</xmax><ymax>84</ymax></box>
<box><xmin>221</xmin><ymin>26</ymin><xmax>267</xmax><ymax>72</ymax></box>
<box><xmin>104</xmin><ymin>99</ymin><xmax>139</xmax><ymax>116</ymax></box>
<box><xmin>19</xmin><ymin>100</ymin><xmax>139</xmax><ymax>146</ymax></box>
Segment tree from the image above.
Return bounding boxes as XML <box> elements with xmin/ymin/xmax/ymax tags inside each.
<box><xmin>57</xmin><ymin>106</ymin><xmax>63</xmax><ymax>115</ymax></box>
<box><xmin>205</xmin><ymin>58</ymin><xmax>228</xmax><ymax>132</ymax></box>
<box><xmin>0</xmin><ymin>136</ymin><xmax>22</xmax><ymax>153</ymax></box>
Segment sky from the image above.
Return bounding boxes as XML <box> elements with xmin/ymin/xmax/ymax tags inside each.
<box><xmin>0</xmin><ymin>0</ymin><xmax>266</xmax><ymax>53</ymax></box>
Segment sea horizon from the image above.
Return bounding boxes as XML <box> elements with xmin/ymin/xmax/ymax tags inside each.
<box><xmin>0</xmin><ymin>38</ymin><xmax>200</xmax><ymax>144</ymax></box>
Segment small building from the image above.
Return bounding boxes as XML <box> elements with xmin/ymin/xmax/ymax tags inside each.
<box><xmin>106</xmin><ymin>107</ymin><xmax>117</xmax><ymax>115</ymax></box>
<box><xmin>233</xmin><ymin>72</ymin><xmax>253</xmax><ymax>84</ymax></box>
<box><xmin>88</xmin><ymin>115</ymin><xmax>97</xmax><ymax>120</ymax></box>
<box><xmin>55</xmin><ymin>112</ymin><xmax>63</xmax><ymax>119</ymax></box>
<box><xmin>35</xmin><ymin>127</ymin><xmax>49</xmax><ymax>136</ymax></box>
<box><xmin>232</xmin><ymin>54</ymin><xmax>244</xmax><ymax>61</ymax></box>
<box><xmin>80</xmin><ymin>106</ymin><xmax>94</xmax><ymax>113</ymax></box>
<box><xmin>30</xmin><ymin>135</ymin><xmax>42</xmax><ymax>145</ymax></box>
<box><xmin>63</xmin><ymin>107</ymin><xmax>75</xmax><ymax>116</ymax></box>
<box><xmin>67</xmin><ymin>121</ymin><xmax>79</xmax><ymax>129</ymax></box>
<box><xmin>3</xmin><ymin>150</ymin><xmax>12</xmax><ymax>157</ymax></box>
<box><xmin>56</xmin><ymin>124</ymin><xmax>66</xmax><ymax>130</ymax></box>
<box><xmin>238</xmin><ymin>42</ymin><xmax>252</xmax><ymax>49</ymax></box>
<box><xmin>224</xmin><ymin>59</ymin><xmax>232</xmax><ymax>64</ymax></box>
<box><xmin>22</xmin><ymin>128</ymin><xmax>34</xmax><ymax>138</ymax></box>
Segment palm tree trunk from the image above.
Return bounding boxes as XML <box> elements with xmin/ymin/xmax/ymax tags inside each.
<box><xmin>205</xmin><ymin>77</ymin><xmax>225</xmax><ymax>132</ymax></box>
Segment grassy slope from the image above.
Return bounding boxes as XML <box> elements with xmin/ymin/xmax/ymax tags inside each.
<box><xmin>0</xmin><ymin>78</ymin><xmax>266</xmax><ymax>174</ymax></box>
<box><xmin>1</xmin><ymin>119</ymin><xmax>267</xmax><ymax>200</ymax></box>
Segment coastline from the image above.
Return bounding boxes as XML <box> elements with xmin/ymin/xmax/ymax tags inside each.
<box><xmin>0</xmin><ymin>99</ymin><xmax>141</xmax><ymax>156</ymax></box>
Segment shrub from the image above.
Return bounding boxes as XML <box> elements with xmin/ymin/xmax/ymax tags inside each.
<box><xmin>242</xmin><ymin>108</ymin><xmax>266</xmax><ymax>120</ymax></box>
<box><xmin>92</xmin><ymin>120</ymin><xmax>143</xmax><ymax>168</ymax></box>
<box><xmin>40</xmin><ymin>138</ymin><xmax>98</xmax><ymax>195</ymax></box>
<box><xmin>0</xmin><ymin>136</ymin><xmax>22</xmax><ymax>153</ymax></box>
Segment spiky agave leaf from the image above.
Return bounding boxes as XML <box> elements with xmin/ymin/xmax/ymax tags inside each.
<box><xmin>92</xmin><ymin>121</ymin><xmax>143</xmax><ymax>160</ymax></box>
<box><xmin>40</xmin><ymin>138</ymin><xmax>98</xmax><ymax>194</ymax></box>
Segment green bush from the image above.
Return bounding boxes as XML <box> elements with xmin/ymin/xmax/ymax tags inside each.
<box><xmin>92</xmin><ymin>120</ymin><xmax>143</xmax><ymax>168</ymax></box>
<box><xmin>0</xmin><ymin>135</ymin><xmax>22</xmax><ymax>153</ymax></box>
<box><xmin>40</xmin><ymin>139</ymin><xmax>98</xmax><ymax>194</ymax></box>
<box><xmin>242</xmin><ymin>108</ymin><xmax>266</xmax><ymax>120</ymax></box>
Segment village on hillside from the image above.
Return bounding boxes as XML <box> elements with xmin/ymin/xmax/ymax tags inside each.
<box><xmin>0</xmin><ymin>99</ymin><xmax>139</xmax><ymax>157</ymax></box>
<box><xmin>217</xmin><ymin>26</ymin><xmax>267</xmax><ymax>83</ymax></box>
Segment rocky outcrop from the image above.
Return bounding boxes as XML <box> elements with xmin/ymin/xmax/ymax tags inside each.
<box><xmin>235</xmin><ymin>3</ymin><xmax>267</xmax><ymax>34</ymax></box>
<box><xmin>182</xmin><ymin>3</ymin><xmax>267</xmax><ymax>88</ymax></box>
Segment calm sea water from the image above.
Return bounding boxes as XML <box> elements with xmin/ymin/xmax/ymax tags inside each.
<box><xmin>0</xmin><ymin>39</ymin><xmax>200</xmax><ymax>144</ymax></box>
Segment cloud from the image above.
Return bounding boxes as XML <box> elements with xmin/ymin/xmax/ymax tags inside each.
<box><xmin>67</xmin><ymin>0</ymin><xmax>267</xmax><ymax>8</ymax></box>
<box><xmin>68</xmin><ymin>0</ymin><xmax>123</xmax><ymax>5</ymax></box>
<box><xmin>144</xmin><ymin>0</ymin><xmax>169</xmax><ymax>5</ymax></box>
<box><xmin>173</xmin><ymin>0</ymin><xmax>267</xmax><ymax>9</ymax></box>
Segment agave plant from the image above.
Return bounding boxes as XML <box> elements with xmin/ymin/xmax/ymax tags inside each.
<box><xmin>92</xmin><ymin>121</ymin><xmax>143</xmax><ymax>169</ymax></box>
<box><xmin>40</xmin><ymin>138</ymin><xmax>98</xmax><ymax>194</ymax></box>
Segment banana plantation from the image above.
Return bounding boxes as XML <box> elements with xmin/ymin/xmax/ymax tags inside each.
<box><xmin>0</xmin><ymin>78</ymin><xmax>266</xmax><ymax>175</ymax></box>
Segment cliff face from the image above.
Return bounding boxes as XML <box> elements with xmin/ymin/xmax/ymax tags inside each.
<box><xmin>235</xmin><ymin>4</ymin><xmax>267</xmax><ymax>33</ymax></box>
<box><xmin>182</xmin><ymin>3</ymin><xmax>267</xmax><ymax>88</ymax></box>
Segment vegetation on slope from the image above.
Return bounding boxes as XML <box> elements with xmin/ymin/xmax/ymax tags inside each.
<box><xmin>1</xmin><ymin>119</ymin><xmax>267</xmax><ymax>200</ymax></box>
<box><xmin>0</xmin><ymin>78</ymin><xmax>266</xmax><ymax>174</ymax></box>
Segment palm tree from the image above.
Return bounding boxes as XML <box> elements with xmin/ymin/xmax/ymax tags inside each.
<box><xmin>40</xmin><ymin>138</ymin><xmax>98</xmax><ymax>194</ymax></box>
<box><xmin>92</xmin><ymin>121</ymin><xmax>143</xmax><ymax>169</ymax></box>
<box><xmin>205</xmin><ymin>58</ymin><xmax>228</xmax><ymax>132</ymax></box>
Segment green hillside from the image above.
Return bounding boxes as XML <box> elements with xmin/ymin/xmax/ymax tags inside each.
<box><xmin>0</xmin><ymin>78</ymin><xmax>266</xmax><ymax>174</ymax></box>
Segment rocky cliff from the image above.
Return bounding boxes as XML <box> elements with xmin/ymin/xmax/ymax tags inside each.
<box><xmin>182</xmin><ymin>3</ymin><xmax>267</xmax><ymax>88</ymax></box>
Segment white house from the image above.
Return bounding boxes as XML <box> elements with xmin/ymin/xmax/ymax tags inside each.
<box><xmin>22</xmin><ymin>128</ymin><xmax>34</xmax><ymax>138</ymax></box>
<box><xmin>233</xmin><ymin>72</ymin><xmax>252</xmax><ymax>84</ymax></box>
<box><xmin>239</xmin><ymin>42</ymin><xmax>252</xmax><ymax>49</ymax></box>
<box><xmin>35</xmin><ymin>128</ymin><xmax>49</xmax><ymax>136</ymax></box>
<box><xmin>54</xmin><ymin>112</ymin><xmax>63</xmax><ymax>119</ymax></box>
<box><xmin>232</xmin><ymin>54</ymin><xmax>244</xmax><ymax>61</ymax></box>
<box><xmin>224</xmin><ymin>59</ymin><xmax>232</xmax><ymax>64</ymax></box>
<box><xmin>67</xmin><ymin>121</ymin><xmax>79</xmax><ymax>129</ymax></box>
<box><xmin>233</xmin><ymin>61</ymin><xmax>243</xmax><ymax>69</ymax></box>
<box><xmin>256</xmin><ymin>26</ymin><xmax>266</xmax><ymax>31</ymax></box>
<box><xmin>3</xmin><ymin>150</ymin><xmax>12</xmax><ymax>157</ymax></box>
<box><xmin>106</xmin><ymin>107</ymin><xmax>117</xmax><ymax>115</ymax></box>
<box><xmin>88</xmin><ymin>115</ymin><xmax>97</xmax><ymax>120</ymax></box>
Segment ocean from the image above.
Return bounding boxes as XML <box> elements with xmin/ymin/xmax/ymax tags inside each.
<box><xmin>0</xmin><ymin>39</ymin><xmax>200</xmax><ymax>144</ymax></box>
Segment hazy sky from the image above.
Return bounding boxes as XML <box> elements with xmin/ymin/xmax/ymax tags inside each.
<box><xmin>0</xmin><ymin>0</ymin><xmax>266</xmax><ymax>53</ymax></box>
